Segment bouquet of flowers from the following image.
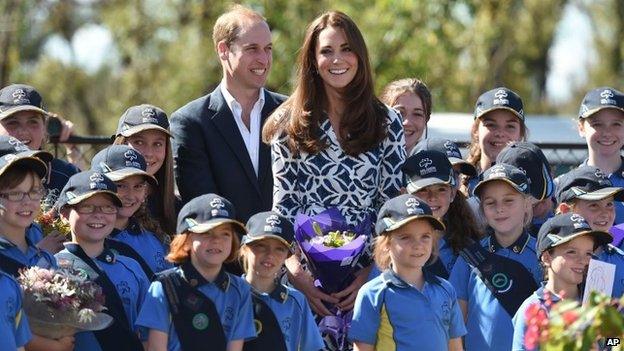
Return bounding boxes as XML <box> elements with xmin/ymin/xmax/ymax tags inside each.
<box><xmin>36</xmin><ymin>192</ymin><xmax>71</xmax><ymax>237</ymax></box>
<box><xmin>294</xmin><ymin>208</ymin><xmax>371</xmax><ymax>348</ymax></box>
<box><xmin>524</xmin><ymin>290</ymin><xmax>624</xmax><ymax>350</ymax></box>
<box><xmin>18</xmin><ymin>266</ymin><xmax>112</xmax><ymax>339</ymax></box>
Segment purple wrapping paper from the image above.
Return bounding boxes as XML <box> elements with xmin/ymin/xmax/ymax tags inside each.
<box><xmin>294</xmin><ymin>208</ymin><xmax>371</xmax><ymax>294</ymax></box>
<box><xmin>609</xmin><ymin>223</ymin><xmax>624</xmax><ymax>248</ymax></box>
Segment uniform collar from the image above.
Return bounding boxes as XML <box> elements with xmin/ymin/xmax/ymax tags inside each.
<box><xmin>181</xmin><ymin>261</ymin><xmax>230</xmax><ymax>292</ymax></box>
<box><xmin>95</xmin><ymin>246</ymin><xmax>117</xmax><ymax>264</ymax></box>
<box><xmin>535</xmin><ymin>284</ymin><xmax>562</xmax><ymax>304</ymax></box>
<box><xmin>243</xmin><ymin>275</ymin><xmax>289</xmax><ymax>303</ymax></box>
<box><xmin>0</xmin><ymin>235</ymin><xmax>36</xmax><ymax>251</ymax></box>
<box><xmin>380</xmin><ymin>268</ymin><xmax>438</xmax><ymax>289</ymax></box>
<box><xmin>488</xmin><ymin>230</ymin><xmax>530</xmax><ymax>254</ymax></box>
<box><xmin>581</xmin><ymin>156</ymin><xmax>624</xmax><ymax>178</ymax></box>
<box><xmin>111</xmin><ymin>218</ymin><xmax>142</xmax><ymax>238</ymax></box>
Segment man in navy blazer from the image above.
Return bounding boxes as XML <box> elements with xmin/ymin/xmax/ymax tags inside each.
<box><xmin>171</xmin><ymin>5</ymin><xmax>285</xmax><ymax>225</ymax></box>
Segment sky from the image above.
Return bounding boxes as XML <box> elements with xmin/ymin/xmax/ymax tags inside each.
<box><xmin>42</xmin><ymin>2</ymin><xmax>594</xmax><ymax>105</ymax></box>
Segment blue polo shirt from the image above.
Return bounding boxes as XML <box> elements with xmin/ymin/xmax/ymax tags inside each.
<box><xmin>0</xmin><ymin>270</ymin><xmax>31</xmax><ymax>349</ymax></box>
<box><xmin>596</xmin><ymin>244</ymin><xmax>624</xmax><ymax>298</ymax></box>
<box><xmin>244</xmin><ymin>281</ymin><xmax>324</xmax><ymax>351</ymax></box>
<box><xmin>55</xmin><ymin>247</ymin><xmax>150</xmax><ymax>351</ymax></box>
<box><xmin>580</xmin><ymin>158</ymin><xmax>624</xmax><ymax>225</ymax></box>
<box><xmin>449</xmin><ymin>233</ymin><xmax>542</xmax><ymax>351</ymax></box>
<box><xmin>46</xmin><ymin>158</ymin><xmax>80</xmax><ymax>197</ymax></box>
<box><xmin>349</xmin><ymin>269</ymin><xmax>466</xmax><ymax>350</ymax></box>
<box><xmin>438</xmin><ymin>236</ymin><xmax>458</xmax><ymax>277</ymax></box>
<box><xmin>136</xmin><ymin>265</ymin><xmax>256</xmax><ymax>351</ymax></box>
<box><xmin>511</xmin><ymin>285</ymin><xmax>561</xmax><ymax>351</ymax></box>
<box><xmin>25</xmin><ymin>223</ymin><xmax>44</xmax><ymax>245</ymax></box>
<box><xmin>110</xmin><ymin>221</ymin><xmax>173</xmax><ymax>274</ymax></box>
<box><xmin>0</xmin><ymin>236</ymin><xmax>57</xmax><ymax>273</ymax></box>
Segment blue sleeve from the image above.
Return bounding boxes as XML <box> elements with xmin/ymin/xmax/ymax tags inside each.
<box><xmin>375</xmin><ymin>108</ymin><xmax>406</xmax><ymax>210</ymax></box>
<box><xmin>229</xmin><ymin>283</ymin><xmax>256</xmax><ymax>341</ymax></box>
<box><xmin>299</xmin><ymin>297</ymin><xmax>324</xmax><ymax>351</ymax></box>
<box><xmin>348</xmin><ymin>283</ymin><xmax>381</xmax><ymax>345</ymax></box>
<box><xmin>448</xmin><ymin>285</ymin><xmax>467</xmax><ymax>339</ymax></box>
<box><xmin>449</xmin><ymin>256</ymin><xmax>470</xmax><ymax>301</ymax></box>
<box><xmin>135</xmin><ymin>281</ymin><xmax>171</xmax><ymax>333</ymax></box>
<box><xmin>512</xmin><ymin>299</ymin><xmax>531</xmax><ymax>351</ymax></box>
<box><xmin>133</xmin><ymin>265</ymin><xmax>151</xmax><ymax>340</ymax></box>
<box><xmin>270</xmin><ymin>135</ymin><xmax>302</xmax><ymax>222</ymax></box>
<box><xmin>15</xmin><ymin>303</ymin><xmax>32</xmax><ymax>347</ymax></box>
<box><xmin>170</xmin><ymin>106</ymin><xmax>218</xmax><ymax>203</ymax></box>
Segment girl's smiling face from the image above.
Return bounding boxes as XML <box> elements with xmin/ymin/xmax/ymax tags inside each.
<box><xmin>189</xmin><ymin>224</ymin><xmax>234</xmax><ymax>269</ymax></box>
<box><xmin>245</xmin><ymin>238</ymin><xmax>290</xmax><ymax>280</ymax></box>
<box><xmin>578</xmin><ymin>109</ymin><xmax>624</xmax><ymax>158</ymax></box>
<box><xmin>125</xmin><ymin>129</ymin><xmax>168</xmax><ymax>175</ymax></box>
<box><xmin>477</xmin><ymin>110</ymin><xmax>522</xmax><ymax>164</ymax></box>
<box><xmin>414</xmin><ymin>184</ymin><xmax>455</xmax><ymax>220</ymax></box>
<box><xmin>393</xmin><ymin>92</ymin><xmax>427</xmax><ymax>151</ymax></box>
<box><xmin>114</xmin><ymin>175</ymin><xmax>148</xmax><ymax>221</ymax></box>
<box><xmin>542</xmin><ymin>235</ymin><xmax>594</xmax><ymax>286</ymax></box>
<box><xmin>480</xmin><ymin>181</ymin><xmax>529</xmax><ymax>237</ymax></box>
<box><xmin>0</xmin><ymin>172</ymin><xmax>44</xmax><ymax>234</ymax></box>
<box><xmin>389</xmin><ymin>219</ymin><xmax>435</xmax><ymax>271</ymax></box>
<box><xmin>0</xmin><ymin>111</ymin><xmax>46</xmax><ymax>150</ymax></box>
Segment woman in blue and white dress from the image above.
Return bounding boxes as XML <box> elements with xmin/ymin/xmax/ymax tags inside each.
<box><xmin>262</xmin><ymin>11</ymin><xmax>405</xmax><ymax>350</ymax></box>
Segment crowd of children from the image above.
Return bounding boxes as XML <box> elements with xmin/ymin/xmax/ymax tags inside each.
<box><xmin>1</xmin><ymin>29</ymin><xmax>624</xmax><ymax>351</ymax></box>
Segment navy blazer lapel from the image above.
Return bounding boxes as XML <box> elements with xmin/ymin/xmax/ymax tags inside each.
<box><xmin>207</xmin><ymin>86</ymin><xmax>260</xmax><ymax>194</ymax></box>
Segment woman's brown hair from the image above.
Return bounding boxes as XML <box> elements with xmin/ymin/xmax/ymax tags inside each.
<box><xmin>166</xmin><ymin>227</ymin><xmax>241</xmax><ymax>264</ymax></box>
<box><xmin>262</xmin><ymin>11</ymin><xmax>386</xmax><ymax>156</ymax></box>
<box><xmin>114</xmin><ymin>134</ymin><xmax>176</xmax><ymax>235</ymax></box>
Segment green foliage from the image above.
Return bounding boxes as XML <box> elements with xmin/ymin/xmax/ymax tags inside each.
<box><xmin>2</xmin><ymin>0</ymin><xmax>622</xmax><ymax>136</ymax></box>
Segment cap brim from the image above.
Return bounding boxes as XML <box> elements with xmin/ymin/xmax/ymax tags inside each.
<box><xmin>188</xmin><ymin>219</ymin><xmax>247</xmax><ymax>237</ymax></box>
<box><xmin>475</xmin><ymin>106</ymin><xmax>524</xmax><ymax>121</ymax></box>
<box><xmin>474</xmin><ymin>178</ymin><xmax>526</xmax><ymax>197</ymax></box>
<box><xmin>118</xmin><ymin>124</ymin><xmax>172</xmax><ymax>138</ymax></box>
<box><xmin>548</xmin><ymin>230</ymin><xmax>613</xmax><ymax>251</ymax></box>
<box><xmin>574</xmin><ymin>187</ymin><xmax>624</xmax><ymax>202</ymax></box>
<box><xmin>21</xmin><ymin>150</ymin><xmax>53</xmax><ymax>163</ymax></box>
<box><xmin>406</xmin><ymin>177</ymin><xmax>453</xmax><ymax>194</ymax></box>
<box><xmin>0</xmin><ymin>156</ymin><xmax>47</xmax><ymax>179</ymax></box>
<box><xmin>449</xmin><ymin>158</ymin><xmax>477</xmax><ymax>176</ymax></box>
<box><xmin>104</xmin><ymin>168</ymin><xmax>158</xmax><ymax>187</ymax></box>
<box><xmin>0</xmin><ymin>105</ymin><xmax>47</xmax><ymax>120</ymax></box>
<box><xmin>242</xmin><ymin>234</ymin><xmax>292</xmax><ymax>248</ymax></box>
<box><xmin>65</xmin><ymin>190</ymin><xmax>123</xmax><ymax>208</ymax></box>
<box><xmin>382</xmin><ymin>215</ymin><xmax>445</xmax><ymax>234</ymax></box>
<box><xmin>580</xmin><ymin>106</ymin><xmax>624</xmax><ymax>119</ymax></box>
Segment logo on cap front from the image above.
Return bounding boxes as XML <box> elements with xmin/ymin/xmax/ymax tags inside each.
<box><xmin>405</xmin><ymin>197</ymin><xmax>423</xmax><ymax>215</ymax></box>
<box><xmin>595</xmin><ymin>169</ymin><xmax>607</xmax><ymax>180</ymax></box>
<box><xmin>7</xmin><ymin>137</ymin><xmax>28</xmax><ymax>152</ymax></box>
<box><xmin>264</xmin><ymin>214</ymin><xmax>283</xmax><ymax>234</ymax></box>
<box><xmin>600</xmin><ymin>89</ymin><xmax>616</xmax><ymax>105</ymax></box>
<box><xmin>488</xmin><ymin>164</ymin><xmax>507</xmax><ymax>179</ymax></box>
<box><xmin>88</xmin><ymin>172</ymin><xmax>108</xmax><ymax>190</ymax></box>
<box><xmin>493</xmin><ymin>89</ymin><xmax>509</xmax><ymax>105</ymax></box>
<box><xmin>418</xmin><ymin>158</ymin><xmax>437</xmax><ymax>175</ymax></box>
<box><xmin>11</xmin><ymin>89</ymin><xmax>28</xmax><ymax>104</ymax></box>
<box><xmin>141</xmin><ymin>108</ymin><xmax>158</xmax><ymax>123</ymax></box>
<box><xmin>570</xmin><ymin>213</ymin><xmax>589</xmax><ymax>229</ymax></box>
<box><xmin>210</xmin><ymin>198</ymin><xmax>225</xmax><ymax>209</ymax></box>
<box><xmin>123</xmin><ymin>149</ymin><xmax>141</xmax><ymax>168</ymax></box>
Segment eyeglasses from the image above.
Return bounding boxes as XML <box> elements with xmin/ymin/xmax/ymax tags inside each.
<box><xmin>0</xmin><ymin>188</ymin><xmax>46</xmax><ymax>202</ymax></box>
<box><xmin>73</xmin><ymin>204</ymin><xmax>119</xmax><ymax>214</ymax></box>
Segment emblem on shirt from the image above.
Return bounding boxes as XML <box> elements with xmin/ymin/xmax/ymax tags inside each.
<box><xmin>192</xmin><ymin>313</ymin><xmax>209</xmax><ymax>330</ymax></box>
<box><xmin>254</xmin><ymin>319</ymin><xmax>263</xmax><ymax>335</ymax></box>
<box><xmin>491</xmin><ymin>272</ymin><xmax>512</xmax><ymax>293</ymax></box>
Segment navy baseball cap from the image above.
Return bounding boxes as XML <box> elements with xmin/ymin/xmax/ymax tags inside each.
<box><xmin>578</xmin><ymin>87</ymin><xmax>624</xmax><ymax>119</ymax></box>
<box><xmin>556</xmin><ymin>166</ymin><xmax>624</xmax><ymax>204</ymax></box>
<box><xmin>473</xmin><ymin>163</ymin><xmax>531</xmax><ymax>198</ymax></box>
<box><xmin>474</xmin><ymin>87</ymin><xmax>524</xmax><ymax>121</ymax></box>
<box><xmin>537</xmin><ymin>213</ymin><xmax>612</xmax><ymax>258</ymax></box>
<box><xmin>496</xmin><ymin>142</ymin><xmax>554</xmax><ymax>201</ymax></box>
<box><xmin>375</xmin><ymin>194</ymin><xmax>445</xmax><ymax>236</ymax></box>
<box><xmin>0</xmin><ymin>135</ymin><xmax>53</xmax><ymax>163</ymax></box>
<box><xmin>177</xmin><ymin>193</ymin><xmax>246</xmax><ymax>237</ymax></box>
<box><xmin>91</xmin><ymin>145</ymin><xmax>157</xmax><ymax>186</ymax></box>
<box><xmin>115</xmin><ymin>104</ymin><xmax>172</xmax><ymax>138</ymax></box>
<box><xmin>402</xmin><ymin>150</ymin><xmax>456</xmax><ymax>194</ymax></box>
<box><xmin>242</xmin><ymin>211</ymin><xmax>294</xmax><ymax>249</ymax></box>
<box><xmin>0</xmin><ymin>84</ymin><xmax>47</xmax><ymax>120</ymax></box>
<box><xmin>413</xmin><ymin>138</ymin><xmax>476</xmax><ymax>176</ymax></box>
<box><xmin>0</xmin><ymin>153</ymin><xmax>47</xmax><ymax>180</ymax></box>
<box><xmin>55</xmin><ymin>170</ymin><xmax>122</xmax><ymax>210</ymax></box>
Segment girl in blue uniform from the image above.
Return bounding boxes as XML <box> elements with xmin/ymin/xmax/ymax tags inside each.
<box><xmin>136</xmin><ymin>193</ymin><xmax>255</xmax><ymax>351</ymax></box>
<box><xmin>350</xmin><ymin>194</ymin><xmax>466</xmax><ymax>351</ymax></box>
<box><xmin>240</xmin><ymin>211</ymin><xmax>324</xmax><ymax>351</ymax></box>
<box><xmin>91</xmin><ymin>144</ymin><xmax>173</xmax><ymax>278</ymax></box>
<box><xmin>402</xmin><ymin>150</ymin><xmax>483</xmax><ymax>278</ymax></box>
<box><xmin>0</xmin><ymin>270</ymin><xmax>31</xmax><ymax>351</ymax></box>
<box><xmin>512</xmin><ymin>213</ymin><xmax>612</xmax><ymax>350</ymax></box>
<box><xmin>113</xmin><ymin>104</ymin><xmax>177</xmax><ymax>235</ymax></box>
<box><xmin>55</xmin><ymin>170</ymin><xmax>150</xmax><ymax>351</ymax></box>
<box><xmin>449</xmin><ymin>163</ymin><xmax>542</xmax><ymax>351</ymax></box>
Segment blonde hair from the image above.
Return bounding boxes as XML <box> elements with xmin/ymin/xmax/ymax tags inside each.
<box><xmin>166</xmin><ymin>226</ymin><xmax>241</xmax><ymax>264</ymax></box>
<box><xmin>212</xmin><ymin>4</ymin><xmax>266</xmax><ymax>49</ymax></box>
<box><xmin>373</xmin><ymin>220</ymin><xmax>440</xmax><ymax>270</ymax></box>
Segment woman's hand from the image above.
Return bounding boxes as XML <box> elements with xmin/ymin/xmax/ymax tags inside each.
<box><xmin>332</xmin><ymin>265</ymin><xmax>372</xmax><ymax>312</ymax></box>
<box><xmin>35</xmin><ymin>231</ymin><xmax>66</xmax><ymax>254</ymax></box>
<box><xmin>285</xmin><ymin>255</ymin><xmax>338</xmax><ymax>316</ymax></box>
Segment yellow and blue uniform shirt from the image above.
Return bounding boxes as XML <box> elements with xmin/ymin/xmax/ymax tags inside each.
<box><xmin>109</xmin><ymin>221</ymin><xmax>173</xmax><ymax>274</ymax></box>
<box><xmin>244</xmin><ymin>281</ymin><xmax>324</xmax><ymax>351</ymax></box>
<box><xmin>511</xmin><ymin>285</ymin><xmax>560</xmax><ymax>351</ymax></box>
<box><xmin>349</xmin><ymin>269</ymin><xmax>466</xmax><ymax>350</ymax></box>
<box><xmin>136</xmin><ymin>266</ymin><xmax>256</xmax><ymax>351</ymax></box>
<box><xmin>0</xmin><ymin>270</ymin><xmax>31</xmax><ymax>349</ymax></box>
<box><xmin>449</xmin><ymin>232</ymin><xmax>542</xmax><ymax>351</ymax></box>
<box><xmin>596</xmin><ymin>244</ymin><xmax>624</xmax><ymax>298</ymax></box>
<box><xmin>55</xmin><ymin>248</ymin><xmax>150</xmax><ymax>351</ymax></box>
